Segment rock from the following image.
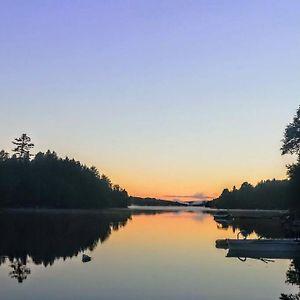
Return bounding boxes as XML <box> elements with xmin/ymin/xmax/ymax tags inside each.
<box><xmin>82</xmin><ymin>254</ymin><xmax>92</xmax><ymax>263</ymax></box>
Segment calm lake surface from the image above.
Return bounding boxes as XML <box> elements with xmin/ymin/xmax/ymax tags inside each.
<box><xmin>0</xmin><ymin>207</ymin><xmax>298</xmax><ymax>300</ymax></box>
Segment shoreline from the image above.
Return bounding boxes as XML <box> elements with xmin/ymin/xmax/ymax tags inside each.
<box><xmin>0</xmin><ymin>206</ymin><xmax>289</xmax><ymax>215</ymax></box>
<box><xmin>0</xmin><ymin>207</ymin><xmax>131</xmax><ymax>215</ymax></box>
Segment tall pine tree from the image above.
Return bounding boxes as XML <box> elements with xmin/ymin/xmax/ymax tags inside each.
<box><xmin>12</xmin><ymin>134</ymin><xmax>34</xmax><ymax>159</ymax></box>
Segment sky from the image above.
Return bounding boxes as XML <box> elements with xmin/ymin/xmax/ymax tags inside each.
<box><xmin>0</xmin><ymin>1</ymin><xmax>300</xmax><ymax>200</ymax></box>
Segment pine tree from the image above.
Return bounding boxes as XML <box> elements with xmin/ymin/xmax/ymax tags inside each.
<box><xmin>281</xmin><ymin>105</ymin><xmax>300</xmax><ymax>155</ymax></box>
<box><xmin>0</xmin><ymin>150</ymin><xmax>9</xmax><ymax>161</ymax></box>
<box><xmin>12</xmin><ymin>134</ymin><xmax>34</xmax><ymax>159</ymax></box>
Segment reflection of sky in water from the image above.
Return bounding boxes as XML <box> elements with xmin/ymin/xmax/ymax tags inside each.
<box><xmin>0</xmin><ymin>209</ymin><xmax>297</xmax><ymax>300</ymax></box>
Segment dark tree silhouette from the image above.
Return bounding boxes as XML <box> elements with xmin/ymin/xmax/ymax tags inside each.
<box><xmin>282</xmin><ymin>106</ymin><xmax>300</xmax><ymax>155</ymax></box>
<box><xmin>280</xmin><ymin>106</ymin><xmax>300</xmax><ymax>210</ymax></box>
<box><xmin>0</xmin><ymin>138</ymin><xmax>129</xmax><ymax>208</ymax></box>
<box><xmin>209</xmin><ymin>180</ymin><xmax>289</xmax><ymax>209</ymax></box>
<box><xmin>9</xmin><ymin>259</ymin><xmax>31</xmax><ymax>283</ymax></box>
<box><xmin>12</xmin><ymin>134</ymin><xmax>34</xmax><ymax>159</ymax></box>
<box><xmin>0</xmin><ymin>210</ymin><xmax>131</xmax><ymax>282</ymax></box>
<box><xmin>130</xmin><ymin>196</ymin><xmax>186</xmax><ymax>206</ymax></box>
<box><xmin>0</xmin><ymin>150</ymin><xmax>9</xmax><ymax>161</ymax></box>
<box><xmin>280</xmin><ymin>260</ymin><xmax>300</xmax><ymax>300</ymax></box>
<box><xmin>280</xmin><ymin>294</ymin><xmax>300</xmax><ymax>300</ymax></box>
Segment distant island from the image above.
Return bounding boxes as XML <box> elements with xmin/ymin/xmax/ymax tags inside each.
<box><xmin>130</xmin><ymin>196</ymin><xmax>187</xmax><ymax>207</ymax></box>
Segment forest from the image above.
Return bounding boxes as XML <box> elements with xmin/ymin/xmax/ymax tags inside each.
<box><xmin>208</xmin><ymin>179</ymin><xmax>290</xmax><ymax>209</ymax></box>
<box><xmin>2</xmin><ymin>105</ymin><xmax>300</xmax><ymax>211</ymax></box>
<box><xmin>0</xmin><ymin>134</ymin><xmax>129</xmax><ymax>209</ymax></box>
<box><xmin>210</xmin><ymin>105</ymin><xmax>300</xmax><ymax>211</ymax></box>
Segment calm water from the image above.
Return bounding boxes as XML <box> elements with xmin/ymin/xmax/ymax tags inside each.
<box><xmin>0</xmin><ymin>208</ymin><xmax>298</xmax><ymax>300</ymax></box>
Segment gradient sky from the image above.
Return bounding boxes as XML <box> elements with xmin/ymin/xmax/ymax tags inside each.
<box><xmin>1</xmin><ymin>1</ymin><xmax>300</xmax><ymax>200</ymax></box>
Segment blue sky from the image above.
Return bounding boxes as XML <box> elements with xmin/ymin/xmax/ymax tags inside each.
<box><xmin>1</xmin><ymin>1</ymin><xmax>300</xmax><ymax>199</ymax></box>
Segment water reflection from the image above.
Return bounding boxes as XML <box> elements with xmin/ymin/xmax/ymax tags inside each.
<box><xmin>8</xmin><ymin>259</ymin><xmax>31</xmax><ymax>283</ymax></box>
<box><xmin>0</xmin><ymin>208</ymin><xmax>297</xmax><ymax>299</ymax></box>
<box><xmin>0</xmin><ymin>209</ymin><xmax>179</xmax><ymax>283</ymax></box>
<box><xmin>280</xmin><ymin>259</ymin><xmax>300</xmax><ymax>300</ymax></box>
<box><xmin>0</xmin><ymin>210</ymin><xmax>131</xmax><ymax>282</ymax></box>
<box><xmin>213</xmin><ymin>215</ymin><xmax>287</xmax><ymax>238</ymax></box>
<box><xmin>212</xmin><ymin>212</ymin><xmax>300</xmax><ymax>300</ymax></box>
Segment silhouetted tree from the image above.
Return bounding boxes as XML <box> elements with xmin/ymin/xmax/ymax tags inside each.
<box><xmin>12</xmin><ymin>134</ymin><xmax>34</xmax><ymax>159</ymax></box>
<box><xmin>281</xmin><ymin>106</ymin><xmax>300</xmax><ymax>210</ymax></box>
<box><xmin>0</xmin><ymin>150</ymin><xmax>9</xmax><ymax>161</ymax></box>
<box><xmin>0</xmin><ymin>210</ymin><xmax>131</xmax><ymax>282</ymax></box>
<box><xmin>282</xmin><ymin>106</ymin><xmax>300</xmax><ymax>155</ymax></box>
<box><xmin>130</xmin><ymin>196</ymin><xmax>186</xmax><ymax>206</ymax></box>
<box><xmin>101</xmin><ymin>174</ymin><xmax>112</xmax><ymax>189</ymax></box>
<box><xmin>209</xmin><ymin>180</ymin><xmax>289</xmax><ymax>209</ymax></box>
<box><xmin>0</xmin><ymin>140</ymin><xmax>129</xmax><ymax>208</ymax></box>
<box><xmin>213</xmin><ymin>105</ymin><xmax>300</xmax><ymax>210</ymax></box>
<box><xmin>90</xmin><ymin>166</ymin><xmax>100</xmax><ymax>178</ymax></box>
<box><xmin>280</xmin><ymin>260</ymin><xmax>300</xmax><ymax>300</ymax></box>
<box><xmin>9</xmin><ymin>259</ymin><xmax>31</xmax><ymax>283</ymax></box>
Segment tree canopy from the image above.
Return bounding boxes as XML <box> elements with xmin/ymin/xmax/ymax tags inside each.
<box><xmin>280</xmin><ymin>106</ymin><xmax>300</xmax><ymax>210</ymax></box>
<box><xmin>211</xmin><ymin>105</ymin><xmax>300</xmax><ymax>211</ymax></box>
<box><xmin>281</xmin><ymin>106</ymin><xmax>300</xmax><ymax>155</ymax></box>
<box><xmin>208</xmin><ymin>180</ymin><xmax>289</xmax><ymax>210</ymax></box>
<box><xmin>0</xmin><ymin>135</ymin><xmax>128</xmax><ymax>209</ymax></box>
<box><xmin>12</xmin><ymin>134</ymin><xmax>34</xmax><ymax>159</ymax></box>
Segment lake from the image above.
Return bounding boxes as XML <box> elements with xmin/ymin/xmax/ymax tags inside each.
<box><xmin>0</xmin><ymin>207</ymin><xmax>298</xmax><ymax>300</ymax></box>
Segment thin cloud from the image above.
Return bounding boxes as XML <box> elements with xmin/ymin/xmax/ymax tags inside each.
<box><xmin>164</xmin><ymin>192</ymin><xmax>214</xmax><ymax>201</ymax></box>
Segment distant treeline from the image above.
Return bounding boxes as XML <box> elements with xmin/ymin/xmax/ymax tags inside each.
<box><xmin>208</xmin><ymin>180</ymin><xmax>290</xmax><ymax>210</ymax></box>
<box><xmin>130</xmin><ymin>196</ymin><xmax>186</xmax><ymax>206</ymax></box>
<box><xmin>0</xmin><ymin>134</ymin><xmax>128</xmax><ymax>209</ymax></box>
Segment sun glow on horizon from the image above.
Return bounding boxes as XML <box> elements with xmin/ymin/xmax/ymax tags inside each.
<box><xmin>0</xmin><ymin>1</ymin><xmax>299</xmax><ymax>200</ymax></box>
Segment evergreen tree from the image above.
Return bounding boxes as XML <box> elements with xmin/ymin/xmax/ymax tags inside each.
<box><xmin>12</xmin><ymin>134</ymin><xmax>34</xmax><ymax>159</ymax></box>
<box><xmin>0</xmin><ymin>144</ymin><xmax>129</xmax><ymax>209</ymax></box>
<box><xmin>0</xmin><ymin>150</ymin><xmax>9</xmax><ymax>161</ymax></box>
<box><xmin>281</xmin><ymin>105</ymin><xmax>300</xmax><ymax>155</ymax></box>
<box><xmin>282</xmin><ymin>105</ymin><xmax>300</xmax><ymax>209</ymax></box>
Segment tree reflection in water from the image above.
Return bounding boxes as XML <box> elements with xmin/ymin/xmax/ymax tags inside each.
<box><xmin>280</xmin><ymin>260</ymin><xmax>300</xmax><ymax>300</ymax></box>
<box><xmin>0</xmin><ymin>210</ymin><xmax>132</xmax><ymax>282</ymax></box>
<box><xmin>214</xmin><ymin>216</ymin><xmax>287</xmax><ymax>239</ymax></box>
<box><xmin>212</xmin><ymin>214</ymin><xmax>300</xmax><ymax>300</ymax></box>
<box><xmin>9</xmin><ymin>258</ymin><xmax>31</xmax><ymax>283</ymax></box>
<box><xmin>0</xmin><ymin>209</ymin><xmax>180</xmax><ymax>283</ymax></box>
